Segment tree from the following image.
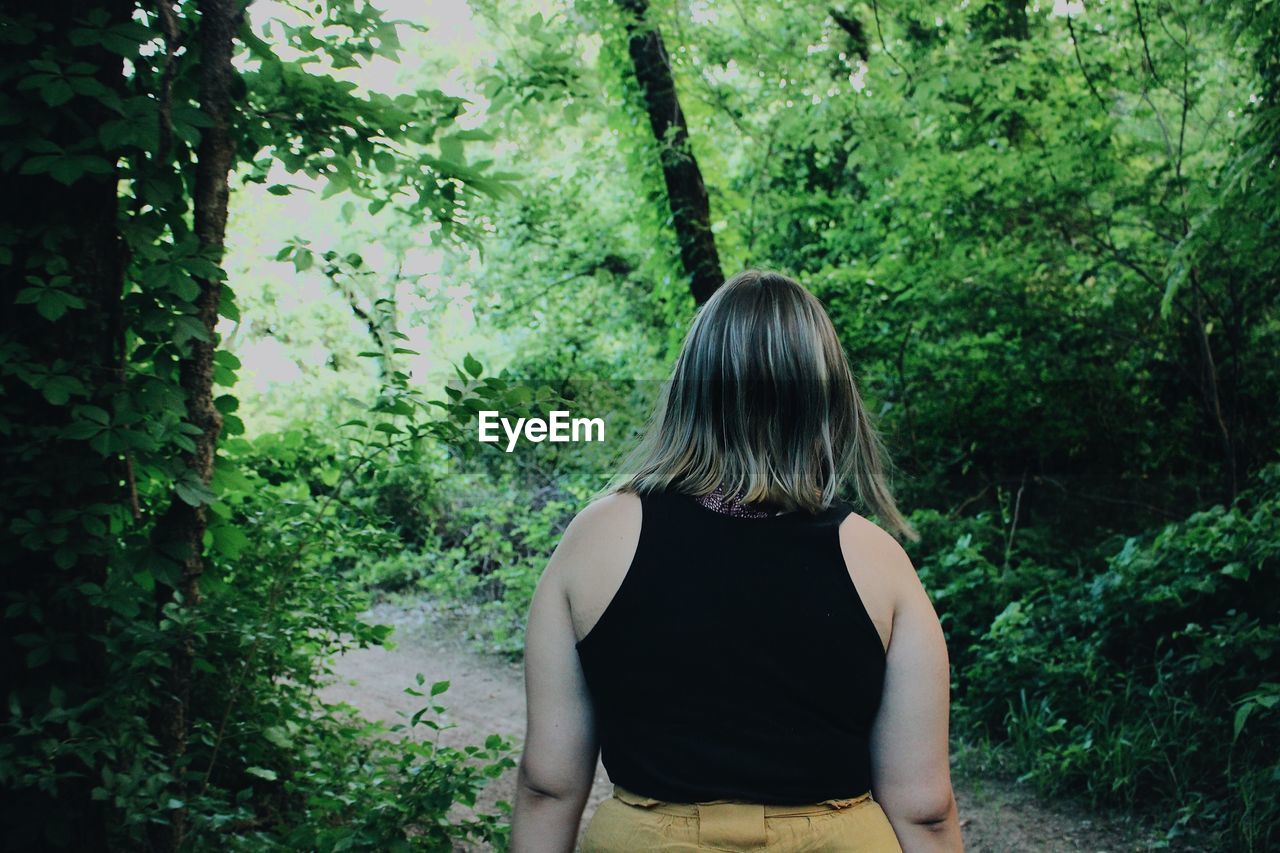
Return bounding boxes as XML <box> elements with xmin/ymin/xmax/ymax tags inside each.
<box><xmin>615</xmin><ymin>0</ymin><xmax>724</xmax><ymax>304</ymax></box>
<box><xmin>0</xmin><ymin>0</ymin><xmax>511</xmax><ymax>846</ymax></box>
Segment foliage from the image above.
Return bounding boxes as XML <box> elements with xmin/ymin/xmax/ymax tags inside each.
<box><xmin>915</xmin><ymin>464</ymin><xmax>1280</xmax><ymax>848</ymax></box>
<box><xmin>162</xmin><ymin>436</ymin><xmax>518</xmax><ymax>852</ymax></box>
<box><xmin>411</xmin><ymin>1</ymin><xmax>1280</xmax><ymax>847</ymax></box>
<box><xmin>4</xmin><ymin>0</ymin><xmax>1280</xmax><ymax>849</ymax></box>
<box><xmin>1</xmin><ymin>369</ymin><xmax>523</xmax><ymax>848</ymax></box>
<box><xmin>0</xmin><ymin>0</ymin><xmax>526</xmax><ymax>847</ymax></box>
<box><xmin>227</xmin><ymin>686</ymin><xmax>516</xmax><ymax>852</ymax></box>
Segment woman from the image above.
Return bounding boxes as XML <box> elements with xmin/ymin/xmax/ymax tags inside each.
<box><xmin>510</xmin><ymin>270</ymin><xmax>963</xmax><ymax>852</ymax></box>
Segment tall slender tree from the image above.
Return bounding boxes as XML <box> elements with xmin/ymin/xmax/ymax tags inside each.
<box><xmin>145</xmin><ymin>1</ymin><xmax>243</xmax><ymax>847</ymax></box>
<box><xmin>615</xmin><ymin>0</ymin><xmax>723</xmax><ymax>304</ymax></box>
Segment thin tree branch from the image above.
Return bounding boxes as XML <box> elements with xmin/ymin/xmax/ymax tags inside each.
<box><xmin>870</xmin><ymin>1</ymin><xmax>913</xmax><ymax>89</ymax></box>
<box><xmin>1066</xmin><ymin>13</ymin><xmax>1108</xmax><ymax>109</ymax></box>
<box><xmin>1134</xmin><ymin>0</ymin><xmax>1162</xmax><ymax>86</ymax></box>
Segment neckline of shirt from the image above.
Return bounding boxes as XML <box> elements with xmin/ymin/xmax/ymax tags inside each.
<box><xmin>678</xmin><ymin>491</ymin><xmax>844</xmax><ymax>524</ymax></box>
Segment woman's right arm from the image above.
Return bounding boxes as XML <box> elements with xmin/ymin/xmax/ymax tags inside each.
<box><xmin>864</xmin><ymin>528</ymin><xmax>964</xmax><ymax>852</ymax></box>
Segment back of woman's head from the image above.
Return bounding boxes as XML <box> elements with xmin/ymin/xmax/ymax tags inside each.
<box><xmin>612</xmin><ymin>269</ymin><xmax>918</xmax><ymax>542</ymax></box>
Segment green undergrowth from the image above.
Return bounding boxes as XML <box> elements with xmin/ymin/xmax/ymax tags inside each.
<box><xmin>348</xmin><ymin>450</ymin><xmax>1279</xmax><ymax>850</ymax></box>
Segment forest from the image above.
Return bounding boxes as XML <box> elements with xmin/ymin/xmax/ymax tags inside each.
<box><xmin>1</xmin><ymin>0</ymin><xmax>1277</xmax><ymax>850</ymax></box>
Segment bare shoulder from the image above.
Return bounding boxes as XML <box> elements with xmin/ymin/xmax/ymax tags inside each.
<box><xmin>557</xmin><ymin>491</ymin><xmax>643</xmax><ymax>557</ymax></box>
<box><xmin>837</xmin><ymin>511</ymin><xmax>920</xmax><ymax>651</ymax></box>
<box><xmin>553</xmin><ymin>491</ymin><xmax>644</xmax><ymax>643</ymax></box>
<box><xmin>838</xmin><ymin>511</ymin><xmax>918</xmax><ymax>585</ymax></box>
<box><xmin>570</xmin><ymin>490</ymin><xmax>642</xmax><ymax>528</ymax></box>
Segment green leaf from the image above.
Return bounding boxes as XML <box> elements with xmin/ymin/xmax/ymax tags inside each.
<box><xmin>49</xmin><ymin>156</ymin><xmax>112</xmax><ymax>185</ymax></box>
<box><xmin>439</xmin><ymin>133</ymin><xmax>465</xmax><ymax>164</ymax></box>
<box><xmin>1220</xmin><ymin>561</ymin><xmax>1249</xmax><ymax>580</ymax></box>
<box><xmin>463</xmin><ymin>353</ymin><xmax>483</xmax><ymax>378</ymax></box>
<box><xmin>17</xmin><ymin>287</ymin><xmax>86</xmax><ymax>322</ymax></box>
<box><xmin>63</xmin><ymin>420</ymin><xmax>106</xmax><ymax>440</ymax></box>
<box><xmin>41</xmin><ymin>375</ymin><xmax>87</xmax><ymax>406</ymax></box>
<box><xmin>219</xmin><ymin>290</ymin><xmax>240</xmax><ymax>321</ymax></box>
<box><xmin>42</xmin><ymin>80</ymin><xmax>74</xmax><ymax>107</ymax></box>
<box><xmin>263</xmin><ymin>726</ymin><xmax>294</xmax><ymax>748</ymax></box>
<box><xmin>245</xmin><ymin>766</ymin><xmax>278</xmax><ymax>781</ymax></box>
<box><xmin>74</xmin><ymin>405</ymin><xmax>110</xmax><ymax>425</ymax></box>
<box><xmin>213</xmin><ymin>350</ymin><xmax>242</xmax><ymax>370</ymax></box>
<box><xmin>174</xmin><ymin>477</ymin><xmax>216</xmax><ymax>507</ymax></box>
<box><xmin>210</xmin><ymin>524</ymin><xmax>249</xmax><ymax>559</ymax></box>
<box><xmin>1234</xmin><ymin>703</ymin><xmax>1252</xmax><ymax>739</ymax></box>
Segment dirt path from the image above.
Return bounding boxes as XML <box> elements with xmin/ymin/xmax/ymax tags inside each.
<box><xmin>320</xmin><ymin>602</ymin><xmax>1164</xmax><ymax>852</ymax></box>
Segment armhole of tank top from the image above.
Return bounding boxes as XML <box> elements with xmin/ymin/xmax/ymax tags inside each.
<box><xmin>831</xmin><ymin>506</ymin><xmax>891</xmax><ymax>661</ymax></box>
<box><xmin>573</xmin><ymin>491</ymin><xmax>650</xmax><ymax>651</ymax></box>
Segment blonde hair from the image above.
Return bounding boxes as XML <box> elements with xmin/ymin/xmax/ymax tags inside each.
<box><xmin>608</xmin><ymin>269</ymin><xmax>919</xmax><ymax>542</ymax></box>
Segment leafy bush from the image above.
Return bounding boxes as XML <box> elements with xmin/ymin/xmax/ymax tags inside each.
<box><xmin>226</xmin><ymin>682</ymin><xmax>516</xmax><ymax>852</ymax></box>
<box><xmin>927</xmin><ymin>464</ymin><xmax>1280</xmax><ymax>849</ymax></box>
<box><xmin>187</xmin><ymin>430</ymin><xmax>517</xmax><ymax>850</ymax></box>
<box><xmin>359</xmin><ymin>476</ymin><xmax>578</xmax><ymax>657</ymax></box>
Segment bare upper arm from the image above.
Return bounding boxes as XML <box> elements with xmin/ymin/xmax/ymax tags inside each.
<box><xmin>519</xmin><ymin>491</ymin><xmax>641</xmax><ymax>799</ymax></box>
<box><xmin>838</xmin><ymin>513</ymin><xmax>899</xmax><ymax>653</ymax></box>
<box><xmin>852</xmin><ymin>521</ymin><xmax>955</xmax><ymax>825</ymax></box>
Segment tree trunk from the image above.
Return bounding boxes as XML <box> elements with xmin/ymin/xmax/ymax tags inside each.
<box><xmin>147</xmin><ymin>0</ymin><xmax>242</xmax><ymax>848</ymax></box>
<box><xmin>0</xmin><ymin>0</ymin><xmax>132</xmax><ymax>847</ymax></box>
<box><xmin>615</xmin><ymin>0</ymin><xmax>724</xmax><ymax>305</ymax></box>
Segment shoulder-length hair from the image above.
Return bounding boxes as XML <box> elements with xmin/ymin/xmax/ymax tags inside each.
<box><xmin>608</xmin><ymin>269</ymin><xmax>918</xmax><ymax>542</ymax></box>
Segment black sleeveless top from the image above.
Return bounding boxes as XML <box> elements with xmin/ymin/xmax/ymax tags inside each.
<box><xmin>574</xmin><ymin>489</ymin><xmax>887</xmax><ymax>805</ymax></box>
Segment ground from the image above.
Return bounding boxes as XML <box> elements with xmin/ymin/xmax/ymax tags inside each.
<box><xmin>319</xmin><ymin>602</ymin><xmax>1173</xmax><ymax>852</ymax></box>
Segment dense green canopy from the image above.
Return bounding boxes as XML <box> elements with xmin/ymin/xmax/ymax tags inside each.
<box><xmin>1</xmin><ymin>0</ymin><xmax>1277</xmax><ymax>849</ymax></box>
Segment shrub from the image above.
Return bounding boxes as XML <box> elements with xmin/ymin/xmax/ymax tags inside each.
<box><xmin>934</xmin><ymin>464</ymin><xmax>1280</xmax><ymax>849</ymax></box>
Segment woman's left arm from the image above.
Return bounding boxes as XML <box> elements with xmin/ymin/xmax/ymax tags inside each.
<box><xmin>509</xmin><ymin>516</ymin><xmax>600</xmax><ymax>853</ymax></box>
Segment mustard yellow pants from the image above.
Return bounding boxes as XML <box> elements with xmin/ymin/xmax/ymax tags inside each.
<box><xmin>580</xmin><ymin>783</ymin><xmax>904</xmax><ymax>852</ymax></box>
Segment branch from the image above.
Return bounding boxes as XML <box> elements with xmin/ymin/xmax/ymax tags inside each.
<box><xmin>1003</xmin><ymin>469</ymin><xmax>1027</xmax><ymax>569</ymax></box>
<box><xmin>153</xmin><ymin>0</ymin><xmax>181</xmax><ymax>163</ymax></box>
<box><xmin>870</xmin><ymin>1</ymin><xmax>913</xmax><ymax>89</ymax></box>
<box><xmin>1133</xmin><ymin>0</ymin><xmax>1162</xmax><ymax>86</ymax></box>
<box><xmin>1066</xmin><ymin>14</ymin><xmax>1108</xmax><ymax>109</ymax></box>
<box><xmin>1033</xmin><ymin>475</ymin><xmax>1182</xmax><ymax>520</ymax></box>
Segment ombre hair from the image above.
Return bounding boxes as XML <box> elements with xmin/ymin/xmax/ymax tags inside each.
<box><xmin>609</xmin><ymin>269</ymin><xmax>919</xmax><ymax>542</ymax></box>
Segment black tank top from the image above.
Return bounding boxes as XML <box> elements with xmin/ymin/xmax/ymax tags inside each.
<box><xmin>574</xmin><ymin>489</ymin><xmax>887</xmax><ymax>805</ymax></box>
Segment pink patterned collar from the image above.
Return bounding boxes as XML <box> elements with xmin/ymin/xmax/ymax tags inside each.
<box><xmin>692</xmin><ymin>484</ymin><xmax>785</xmax><ymax>518</ymax></box>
